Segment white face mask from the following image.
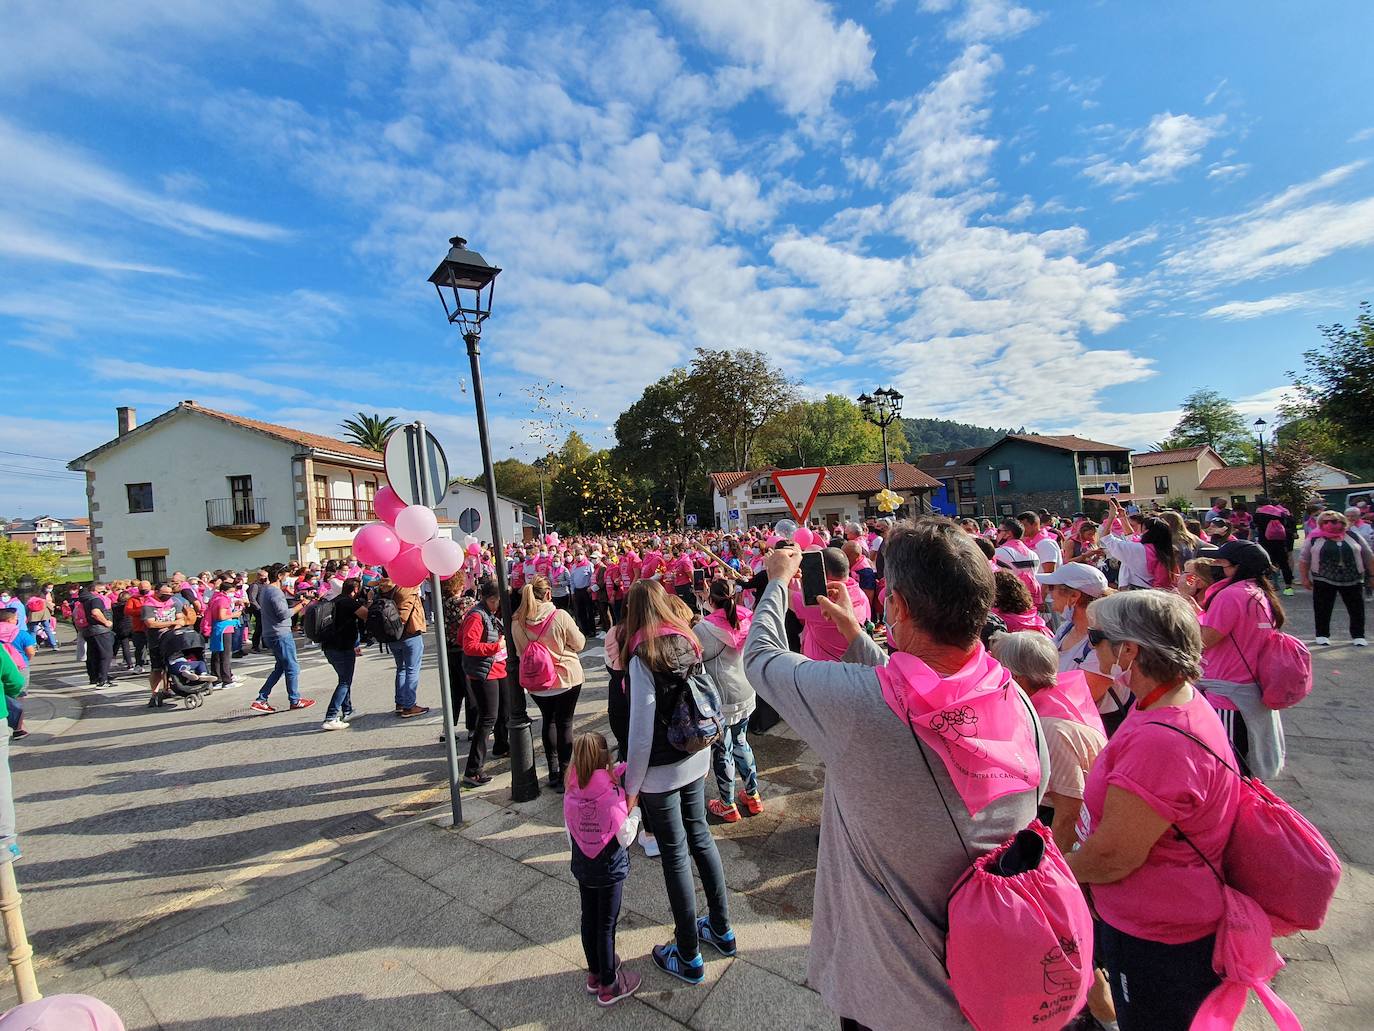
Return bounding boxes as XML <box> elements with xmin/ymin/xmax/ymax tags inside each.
<box><xmin>1108</xmin><ymin>646</ymin><xmax>1135</xmax><ymax>696</ymax></box>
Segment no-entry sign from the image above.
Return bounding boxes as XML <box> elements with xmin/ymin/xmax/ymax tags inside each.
<box><xmin>772</xmin><ymin>467</ymin><xmax>827</xmax><ymax>523</ymax></box>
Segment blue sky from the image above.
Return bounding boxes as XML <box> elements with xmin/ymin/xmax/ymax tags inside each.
<box><xmin>3</xmin><ymin>0</ymin><xmax>1374</xmax><ymax>517</ymax></box>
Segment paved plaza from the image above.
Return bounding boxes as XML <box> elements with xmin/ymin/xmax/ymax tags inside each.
<box><xmin>4</xmin><ymin>593</ymin><xmax>1372</xmax><ymax>1029</ymax></box>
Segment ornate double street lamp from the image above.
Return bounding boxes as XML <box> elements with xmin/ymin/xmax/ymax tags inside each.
<box><xmin>858</xmin><ymin>387</ymin><xmax>904</xmax><ymax>489</ymax></box>
<box><xmin>1254</xmin><ymin>417</ymin><xmax>1270</xmax><ymax>502</ymax></box>
<box><xmin>429</xmin><ymin>236</ymin><xmax>540</xmax><ymax>803</ymax></box>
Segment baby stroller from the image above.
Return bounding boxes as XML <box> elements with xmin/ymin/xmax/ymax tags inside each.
<box><xmin>158</xmin><ymin>626</ymin><xmax>216</xmax><ymax>708</ymax></box>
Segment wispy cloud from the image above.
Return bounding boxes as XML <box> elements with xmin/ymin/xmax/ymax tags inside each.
<box><xmin>1203</xmin><ymin>291</ymin><xmax>1325</xmax><ymax>320</ymax></box>
<box><xmin>920</xmin><ymin>0</ymin><xmax>1042</xmax><ymax>42</ymax></box>
<box><xmin>0</xmin><ymin>215</ymin><xmax>182</xmax><ymax>275</ymax></box>
<box><xmin>1085</xmin><ymin>112</ymin><xmax>1224</xmax><ymax>188</ymax></box>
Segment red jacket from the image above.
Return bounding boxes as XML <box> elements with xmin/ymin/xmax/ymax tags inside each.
<box><xmin>460</xmin><ymin>608</ymin><xmax>507</xmax><ymax>680</ymax></box>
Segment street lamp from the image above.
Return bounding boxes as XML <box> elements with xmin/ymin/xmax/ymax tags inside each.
<box><xmin>532</xmin><ymin>455</ymin><xmax>550</xmax><ymax>538</ymax></box>
<box><xmin>429</xmin><ymin>236</ymin><xmax>540</xmax><ymax>803</ymax></box>
<box><xmin>858</xmin><ymin>387</ymin><xmax>903</xmax><ymax>490</ymax></box>
<box><xmin>1254</xmin><ymin>417</ymin><xmax>1270</xmax><ymax>502</ymax></box>
<box><xmin>988</xmin><ymin>465</ymin><xmax>999</xmax><ymax>519</ymax></box>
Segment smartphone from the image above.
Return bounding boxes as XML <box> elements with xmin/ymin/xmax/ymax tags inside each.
<box><xmin>692</xmin><ymin>568</ymin><xmax>706</xmax><ymax>590</ymax></box>
<box><xmin>800</xmin><ymin>551</ymin><xmax>826</xmax><ymax>604</ymax></box>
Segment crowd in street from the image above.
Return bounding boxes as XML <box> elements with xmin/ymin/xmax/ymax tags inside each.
<box><xmin>10</xmin><ymin>494</ymin><xmax>1369</xmax><ymax>1029</ymax></box>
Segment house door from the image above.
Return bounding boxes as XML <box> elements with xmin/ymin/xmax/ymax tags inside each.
<box><xmin>229</xmin><ymin>476</ymin><xmax>254</xmax><ymax>523</ymax></box>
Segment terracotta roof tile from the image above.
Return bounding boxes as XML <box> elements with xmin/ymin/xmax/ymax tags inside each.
<box><xmin>916</xmin><ymin>447</ymin><xmax>986</xmax><ymax>475</ymax></box>
<box><xmin>709</xmin><ymin>463</ymin><xmax>940</xmax><ymax>496</ymax></box>
<box><xmin>1002</xmin><ymin>433</ymin><xmax>1130</xmax><ymax>453</ymax></box>
<box><xmin>183</xmin><ymin>403</ymin><xmax>383</xmax><ymax>463</ymax></box>
<box><xmin>1198</xmin><ymin>465</ymin><xmax>1263</xmax><ymax>490</ymax></box>
<box><xmin>1131</xmin><ymin>446</ymin><xmax>1212</xmax><ymax>468</ymax></box>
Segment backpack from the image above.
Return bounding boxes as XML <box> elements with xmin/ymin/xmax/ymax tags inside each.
<box><xmin>519</xmin><ymin>612</ymin><xmax>561</xmax><ymax>692</ymax></box>
<box><xmin>1264</xmin><ymin>517</ymin><xmax>1287</xmax><ymax>542</ymax></box>
<box><xmin>366</xmin><ymin>594</ymin><xmax>404</xmax><ymax>644</ymax></box>
<box><xmin>1149</xmin><ymin>724</ymin><xmax>1340</xmax><ymax>938</ymax></box>
<box><xmin>902</xmin><ymin>696</ymin><xmax>1093</xmax><ymax>1031</ymax></box>
<box><xmin>72</xmin><ymin>598</ymin><xmax>89</xmax><ymax>629</ymax></box>
<box><xmin>655</xmin><ymin>665</ymin><xmax>724</xmax><ymax>753</ymax></box>
<box><xmin>302</xmin><ymin>598</ymin><xmax>337</xmax><ymax>644</ymax></box>
<box><xmin>1225</xmin><ymin>596</ymin><xmax>1312</xmax><ymax>710</ymax></box>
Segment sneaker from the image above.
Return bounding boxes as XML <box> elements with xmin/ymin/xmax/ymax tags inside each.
<box><xmin>596</xmin><ymin>970</ymin><xmax>641</xmax><ymax>1007</ymax></box>
<box><xmin>737</xmin><ymin>789</ymin><xmax>764</xmax><ymax>816</ymax></box>
<box><xmin>135</xmin><ymin>666</ymin><xmax>146</xmax><ymax>674</ymax></box>
<box><xmin>342</xmin><ymin>709</ymin><xmax>355</xmax><ymax>721</ymax></box>
<box><xmin>11</xmin><ymin>730</ymin><xmax>29</xmax><ymax>740</ymax></box>
<box><xmin>249</xmin><ymin>699</ymin><xmax>276</xmax><ymax>714</ymax></box>
<box><xmin>290</xmin><ymin>699</ymin><xmax>316</xmax><ymax>711</ymax></box>
<box><xmin>224</xmin><ymin>679</ymin><xmax>245</xmax><ymax>689</ymax></box>
<box><xmin>1282</xmin><ymin>587</ymin><xmax>1294</xmax><ymax>596</ymax></box>
<box><xmin>210</xmin><ymin>682</ymin><xmax>225</xmax><ymax>691</ymax></box>
<box><xmin>147</xmin><ymin>695</ymin><xmax>161</xmax><ymax>709</ymax></box>
<box><xmin>1355</xmin><ymin>638</ymin><xmax>1368</xmax><ymax>647</ymax></box>
<box><xmin>321</xmin><ymin>718</ymin><xmax>350</xmax><ymax>730</ymax></box>
<box><xmin>651</xmin><ymin>943</ymin><xmax>704</xmax><ymax>985</ymax></box>
<box><xmin>697</xmin><ymin>915</ymin><xmax>737</xmax><ymax>957</ymax></box>
<box><xmin>707</xmin><ymin>799</ymin><xmax>740</xmax><ymax>823</ymax></box>
<box><xmin>397</xmin><ymin>705</ymin><xmax>429</xmax><ymax>718</ymax></box>
<box><xmin>638</xmin><ymin>829</ymin><xmax>660</xmax><ymax>858</ymax></box>
<box><xmin>461</xmin><ymin>772</ymin><xmax>492</xmax><ymax>788</ymax></box>
<box><xmin>1315</xmin><ymin>637</ymin><xmax>1331</xmax><ymax>646</ymax></box>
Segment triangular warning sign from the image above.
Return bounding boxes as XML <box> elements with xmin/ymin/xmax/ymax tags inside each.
<box><xmin>771</xmin><ymin>467</ymin><xmax>827</xmax><ymax>523</ymax></box>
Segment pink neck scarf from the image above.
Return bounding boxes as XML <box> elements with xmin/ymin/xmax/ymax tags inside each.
<box><xmin>1030</xmin><ymin>671</ymin><xmax>1105</xmax><ymax>736</ymax></box>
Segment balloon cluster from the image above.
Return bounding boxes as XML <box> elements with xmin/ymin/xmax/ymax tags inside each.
<box><xmin>352</xmin><ymin>486</ymin><xmax>464</xmax><ymax>588</ymax></box>
<box><xmin>874</xmin><ymin>488</ymin><xmax>902</xmax><ymax>514</ymax></box>
<box><xmin>771</xmin><ymin>519</ymin><xmax>824</xmax><ymax>552</ymax></box>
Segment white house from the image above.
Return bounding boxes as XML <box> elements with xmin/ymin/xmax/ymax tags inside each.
<box><xmin>435</xmin><ymin>480</ymin><xmax>525</xmax><ymax>548</ymax></box>
<box><xmin>708</xmin><ymin>463</ymin><xmax>941</xmax><ymax>530</ymax></box>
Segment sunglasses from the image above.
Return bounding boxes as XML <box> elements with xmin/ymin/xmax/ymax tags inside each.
<box><xmin>1087</xmin><ymin>628</ymin><xmax>1110</xmax><ymax>647</ymax></box>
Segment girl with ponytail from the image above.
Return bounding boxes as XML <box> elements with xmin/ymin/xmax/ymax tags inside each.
<box><xmin>693</xmin><ymin>579</ymin><xmax>762</xmax><ymax>822</ymax></box>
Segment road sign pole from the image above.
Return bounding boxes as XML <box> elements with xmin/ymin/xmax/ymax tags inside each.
<box><xmin>412</xmin><ymin>421</ymin><xmax>464</xmax><ymax>828</ymax></box>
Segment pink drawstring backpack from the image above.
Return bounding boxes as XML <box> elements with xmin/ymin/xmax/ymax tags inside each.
<box><xmin>1190</xmin><ymin>886</ymin><xmax>1301</xmax><ymax>1031</ymax></box>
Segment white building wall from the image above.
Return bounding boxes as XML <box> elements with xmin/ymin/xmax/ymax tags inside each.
<box><xmin>436</xmin><ymin>482</ymin><xmax>523</xmax><ymax>546</ymax></box>
<box><xmin>87</xmin><ymin>414</ymin><xmax>301</xmax><ymax>579</ymax></box>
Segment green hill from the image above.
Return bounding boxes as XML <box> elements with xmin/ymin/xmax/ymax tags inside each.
<box><xmin>901</xmin><ymin>417</ymin><xmax>1020</xmax><ymax>455</ymax></box>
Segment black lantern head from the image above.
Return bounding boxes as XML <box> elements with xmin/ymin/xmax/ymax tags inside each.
<box><xmin>1253</xmin><ymin>417</ymin><xmax>1267</xmax><ymax>429</ymax></box>
<box><xmin>888</xmin><ymin>389</ymin><xmax>904</xmax><ymax>416</ymax></box>
<box><xmin>429</xmin><ymin>236</ymin><xmax>502</xmax><ymax>335</ymax></box>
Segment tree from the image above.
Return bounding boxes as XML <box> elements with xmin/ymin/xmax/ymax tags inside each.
<box><xmin>489</xmin><ymin>458</ymin><xmax>543</xmax><ymax>509</ymax></box>
<box><xmin>614</xmin><ymin>369</ymin><xmax>708</xmax><ymax>528</ymax></box>
<box><xmin>1286</xmin><ymin>301</ymin><xmax>1374</xmax><ymax>479</ymax></box>
<box><xmin>686</xmin><ymin>348</ymin><xmax>795</xmax><ymax>471</ymax></box>
<box><xmin>758</xmin><ymin>394</ymin><xmax>909</xmax><ymax>468</ymax></box>
<box><xmin>1160</xmin><ymin>389</ymin><xmax>1255</xmax><ymax>465</ymax></box>
<box><xmin>340</xmin><ymin>413</ymin><xmax>399</xmax><ymax>452</ymax></box>
<box><xmin>0</xmin><ymin>541</ymin><xmax>59</xmax><ymax>591</ymax></box>
<box><xmin>548</xmin><ymin>452</ymin><xmax>648</xmax><ymax>532</ymax></box>
<box><xmin>1267</xmin><ymin>436</ymin><xmax>1322</xmax><ymax>513</ymax></box>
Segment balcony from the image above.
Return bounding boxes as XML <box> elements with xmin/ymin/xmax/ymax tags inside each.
<box><xmin>206</xmin><ymin>498</ymin><xmax>270</xmax><ymax>541</ymax></box>
<box><xmin>315</xmin><ymin>498</ymin><xmax>376</xmax><ymax>525</ymax></box>
<box><xmin>1078</xmin><ymin>473</ymin><xmax>1132</xmax><ymax>491</ymax></box>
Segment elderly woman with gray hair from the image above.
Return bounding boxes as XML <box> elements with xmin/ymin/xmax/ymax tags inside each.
<box><xmin>1066</xmin><ymin>590</ymin><xmax>1242</xmax><ymax>1031</ymax></box>
<box><xmin>1298</xmin><ymin>509</ymin><xmax>1373</xmax><ymax>646</ymax></box>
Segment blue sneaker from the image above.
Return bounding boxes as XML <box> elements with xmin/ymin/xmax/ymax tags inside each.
<box><xmin>651</xmin><ymin>942</ymin><xmax>705</xmax><ymax>984</ymax></box>
<box><xmin>697</xmin><ymin>916</ymin><xmax>737</xmax><ymax>957</ymax></box>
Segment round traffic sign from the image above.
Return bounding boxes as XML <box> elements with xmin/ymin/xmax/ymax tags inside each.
<box><xmin>383</xmin><ymin>425</ymin><xmax>450</xmax><ymax>507</ymax></box>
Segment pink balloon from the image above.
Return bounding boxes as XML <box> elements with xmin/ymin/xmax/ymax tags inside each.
<box><xmin>374</xmin><ymin>485</ymin><xmax>406</xmax><ymax>526</ymax></box>
<box><xmin>466</xmin><ymin>542</ymin><xmax>481</xmax><ymax>557</ymax></box>
<box><xmin>421</xmin><ymin>537</ymin><xmax>464</xmax><ymax>578</ymax></box>
<box><xmin>353</xmin><ymin>522</ymin><xmax>400</xmax><ymax>566</ymax></box>
<box><xmin>387</xmin><ymin>545</ymin><xmax>429</xmax><ymax>588</ymax></box>
<box><xmin>793</xmin><ymin>527</ymin><xmax>814</xmax><ymax>549</ymax></box>
<box><xmin>394</xmin><ymin>504</ymin><xmax>438</xmax><ymax>545</ymax></box>
<box><xmin>764</xmin><ymin>534</ymin><xmax>781</xmax><ymax>547</ymax></box>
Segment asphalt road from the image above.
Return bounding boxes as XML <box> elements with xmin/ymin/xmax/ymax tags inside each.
<box><xmin>11</xmin><ymin>629</ymin><xmax>607</xmax><ymax>969</ymax></box>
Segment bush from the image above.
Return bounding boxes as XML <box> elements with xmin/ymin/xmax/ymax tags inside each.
<box><xmin>1166</xmin><ymin>495</ymin><xmax>1193</xmax><ymax>512</ymax></box>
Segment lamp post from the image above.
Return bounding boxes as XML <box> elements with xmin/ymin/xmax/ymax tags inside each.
<box><xmin>533</xmin><ymin>455</ymin><xmax>549</xmax><ymax>538</ymax></box>
<box><xmin>1254</xmin><ymin>417</ymin><xmax>1270</xmax><ymax>502</ymax></box>
<box><xmin>988</xmin><ymin>465</ymin><xmax>999</xmax><ymax>519</ymax></box>
<box><xmin>858</xmin><ymin>387</ymin><xmax>904</xmax><ymax>490</ymax></box>
<box><xmin>429</xmin><ymin>236</ymin><xmax>540</xmax><ymax>803</ymax></box>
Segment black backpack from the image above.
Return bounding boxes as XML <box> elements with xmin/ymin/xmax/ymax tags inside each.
<box><xmin>301</xmin><ymin>598</ymin><xmax>336</xmax><ymax>644</ymax></box>
<box><xmin>366</xmin><ymin>594</ymin><xmax>404</xmax><ymax>643</ymax></box>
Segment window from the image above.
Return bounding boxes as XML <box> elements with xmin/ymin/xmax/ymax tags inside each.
<box><xmin>1231</xmin><ymin>495</ymin><xmax>1247</xmax><ymax>508</ymax></box>
<box><xmin>313</xmin><ymin>474</ymin><xmax>329</xmax><ymax>501</ymax></box>
<box><xmin>997</xmin><ymin>467</ymin><xmax>1012</xmax><ymax>486</ymax></box>
<box><xmin>1154</xmin><ymin>475</ymin><xmax>1169</xmax><ymax>495</ymax></box>
<box><xmin>134</xmin><ymin>556</ymin><xmax>166</xmax><ymax>584</ymax></box>
<box><xmin>750</xmin><ymin>477</ymin><xmax>779</xmax><ymax>501</ymax></box>
<box><xmin>317</xmin><ymin>546</ymin><xmax>351</xmax><ymax>563</ymax></box>
<box><xmin>958</xmin><ymin>478</ymin><xmax>976</xmax><ymax>498</ymax></box>
<box><xmin>126</xmin><ymin>483</ymin><xmax>153</xmax><ymax>513</ymax></box>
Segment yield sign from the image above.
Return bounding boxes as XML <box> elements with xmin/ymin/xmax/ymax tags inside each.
<box><xmin>771</xmin><ymin>467</ymin><xmax>827</xmax><ymax>523</ymax></box>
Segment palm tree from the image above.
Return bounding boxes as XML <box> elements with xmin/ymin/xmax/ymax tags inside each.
<box><xmin>340</xmin><ymin>413</ymin><xmax>399</xmax><ymax>452</ymax></box>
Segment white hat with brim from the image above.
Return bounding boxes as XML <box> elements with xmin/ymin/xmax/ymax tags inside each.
<box><xmin>1035</xmin><ymin>563</ymin><xmax>1109</xmax><ymax>597</ymax></box>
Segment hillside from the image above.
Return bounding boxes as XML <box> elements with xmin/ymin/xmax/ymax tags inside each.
<box><xmin>901</xmin><ymin>417</ymin><xmax>1020</xmax><ymax>455</ymax></box>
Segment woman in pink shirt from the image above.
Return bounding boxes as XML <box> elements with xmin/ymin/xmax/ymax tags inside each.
<box><xmin>789</xmin><ymin>548</ymin><xmax>871</xmax><ymax>660</ymax></box>
<box><xmin>1067</xmin><ymin>591</ymin><xmax>1241</xmax><ymax>1031</ymax></box>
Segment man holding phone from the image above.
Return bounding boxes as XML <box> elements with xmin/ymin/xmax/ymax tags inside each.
<box><xmin>790</xmin><ymin>547</ymin><xmax>871</xmax><ymax>661</ymax></box>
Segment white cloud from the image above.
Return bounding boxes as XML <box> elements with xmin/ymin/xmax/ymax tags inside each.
<box><xmin>1203</xmin><ymin>291</ymin><xmax>1323</xmax><ymax>320</ymax></box>
<box><xmin>1093</xmin><ymin>227</ymin><xmax>1159</xmax><ymax>260</ymax></box>
<box><xmin>1166</xmin><ymin>162</ymin><xmax>1374</xmax><ymax>283</ymax></box>
<box><xmin>1349</xmin><ymin>127</ymin><xmax>1374</xmax><ymax>144</ymax></box>
<box><xmin>0</xmin><ymin>215</ymin><xmax>181</xmax><ymax>275</ymax></box>
<box><xmin>664</xmin><ymin>0</ymin><xmax>875</xmax><ymax>115</ymax></box>
<box><xmin>921</xmin><ymin>0</ymin><xmax>1042</xmax><ymax>42</ymax></box>
<box><xmin>1085</xmin><ymin>112</ymin><xmax>1224</xmax><ymax>188</ymax></box>
<box><xmin>1206</xmin><ymin>163</ymin><xmax>1250</xmax><ymax>182</ymax></box>
<box><xmin>886</xmin><ymin>44</ymin><xmax>1002</xmax><ymax>192</ymax></box>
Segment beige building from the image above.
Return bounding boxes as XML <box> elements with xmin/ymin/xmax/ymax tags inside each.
<box><xmin>1129</xmin><ymin>446</ymin><xmax>1227</xmax><ymax>508</ymax></box>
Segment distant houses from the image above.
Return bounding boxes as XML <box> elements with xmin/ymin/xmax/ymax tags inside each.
<box><xmin>3</xmin><ymin>515</ymin><xmax>90</xmax><ymax>556</ymax></box>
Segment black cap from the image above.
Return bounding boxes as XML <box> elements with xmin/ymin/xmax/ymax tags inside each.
<box><xmin>1213</xmin><ymin>539</ymin><xmax>1267</xmax><ymax>566</ymax></box>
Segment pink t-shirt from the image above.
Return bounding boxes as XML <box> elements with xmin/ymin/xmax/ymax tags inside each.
<box><xmin>791</xmin><ymin>579</ymin><xmax>871</xmax><ymax>661</ymax></box>
<box><xmin>1082</xmin><ymin>694</ymin><xmax>1240</xmax><ymax>943</ymax></box>
<box><xmin>1198</xmin><ymin>581</ymin><xmax>1271</xmax><ymax>684</ymax></box>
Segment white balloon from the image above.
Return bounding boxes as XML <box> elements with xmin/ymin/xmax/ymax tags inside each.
<box><xmin>421</xmin><ymin>537</ymin><xmax>464</xmax><ymax>578</ymax></box>
<box><xmin>394</xmin><ymin>504</ymin><xmax>439</xmax><ymax>545</ymax></box>
<box><xmin>773</xmin><ymin>518</ymin><xmax>798</xmax><ymax>540</ymax></box>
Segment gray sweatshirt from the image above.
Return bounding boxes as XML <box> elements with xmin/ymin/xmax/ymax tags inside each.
<box><xmin>624</xmin><ymin>635</ymin><xmax>711</xmax><ymax>797</ymax></box>
<box><xmin>743</xmin><ymin>579</ymin><xmax>1045</xmax><ymax>1031</ymax></box>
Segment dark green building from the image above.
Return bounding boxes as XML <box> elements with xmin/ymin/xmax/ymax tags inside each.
<box><xmin>971</xmin><ymin>434</ymin><xmax>1132</xmax><ymax>518</ymax></box>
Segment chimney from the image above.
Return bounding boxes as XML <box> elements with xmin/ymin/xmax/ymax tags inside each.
<box><xmin>116</xmin><ymin>406</ymin><xmax>137</xmax><ymax>437</ymax></box>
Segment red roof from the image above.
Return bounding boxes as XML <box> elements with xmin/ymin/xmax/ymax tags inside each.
<box><xmin>1131</xmin><ymin>446</ymin><xmax>1216</xmax><ymax>468</ymax></box>
<box><xmin>1001</xmin><ymin>433</ymin><xmax>1130</xmax><ymax>453</ymax></box>
<box><xmin>1198</xmin><ymin>465</ymin><xmax>1264</xmax><ymax>490</ymax></box>
<box><xmin>710</xmin><ymin>463</ymin><xmax>940</xmax><ymax>496</ymax></box>
<box><xmin>183</xmin><ymin>403</ymin><xmax>383</xmax><ymax>463</ymax></box>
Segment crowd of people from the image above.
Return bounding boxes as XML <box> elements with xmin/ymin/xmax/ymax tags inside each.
<box><xmin>9</xmin><ymin>492</ymin><xmax>1366</xmax><ymax>1029</ymax></box>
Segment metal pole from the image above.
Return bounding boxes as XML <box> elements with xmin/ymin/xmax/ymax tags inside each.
<box><xmin>1258</xmin><ymin>431</ymin><xmax>1270</xmax><ymax>501</ymax></box>
<box><xmin>465</xmin><ymin>332</ymin><xmax>540</xmax><ymax>802</ymax></box>
<box><xmin>0</xmin><ymin>862</ymin><xmax>39</xmax><ymax>1003</ymax></box>
<box><xmin>412</xmin><ymin>422</ymin><xmax>464</xmax><ymax>827</ymax></box>
<box><xmin>538</xmin><ymin>471</ymin><xmax>546</xmax><ymax>539</ymax></box>
<box><xmin>988</xmin><ymin>466</ymin><xmax>998</xmax><ymax>519</ymax></box>
<box><xmin>880</xmin><ymin>419</ymin><xmax>891</xmax><ymax>491</ymax></box>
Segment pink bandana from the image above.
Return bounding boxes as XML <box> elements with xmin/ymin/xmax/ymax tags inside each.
<box><xmin>1029</xmin><ymin>671</ymin><xmax>1106</xmax><ymax>737</ymax></box>
<box><xmin>874</xmin><ymin>645</ymin><xmax>1040</xmax><ymax>815</ymax></box>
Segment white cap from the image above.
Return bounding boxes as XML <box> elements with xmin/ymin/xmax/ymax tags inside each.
<box><xmin>1035</xmin><ymin>563</ymin><xmax>1109</xmax><ymax>597</ymax></box>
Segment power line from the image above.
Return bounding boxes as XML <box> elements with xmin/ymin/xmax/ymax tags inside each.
<box><xmin>0</xmin><ymin>449</ymin><xmax>68</xmax><ymax>463</ymax></box>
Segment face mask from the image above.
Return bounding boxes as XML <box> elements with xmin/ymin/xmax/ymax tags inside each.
<box><xmin>1055</xmin><ymin>593</ymin><xmax>1075</xmax><ymax>620</ymax></box>
<box><xmin>1108</xmin><ymin>646</ymin><xmax>1134</xmax><ymax>695</ymax></box>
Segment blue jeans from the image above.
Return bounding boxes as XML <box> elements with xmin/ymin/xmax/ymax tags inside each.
<box><xmin>323</xmin><ymin>648</ymin><xmax>356</xmax><ymax>719</ymax></box>
<box><xmin>257</xmin><ymin>635</ymin><xmax>300</xmax><ymax>705</ymax></box>
<box><xmin>712</xmin><ymin>716</ymin><xmax>758</xmax><ymax>801</ymax></box>
<box><xmin>640</xmin><ymin>776</ymin><xmax>730</xmax><ymax>959</ymax></box>
<box><xmin>389</xmin><ymin>635</ymin><xmax>423</xmax><ymax>708</ymax></box>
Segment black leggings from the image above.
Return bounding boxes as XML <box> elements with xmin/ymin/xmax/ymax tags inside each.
<box><xmin>1313</xmin><ymin>580</ymin><xmax>1365</xmax><ymax>639</ymax></box>
<box><xmin>211</xmin><ymin>649</ymin><xmax>234</xmax><ymax>685</ymax></box>
<box><xmin>606</xmin><ymin>669</ymin><xmax>629</xmax><ymax>761</ymax></box>
<box><xmin>579</xmin><ymin>880</ymin><xmax>624</xmax><ymax>988</ymax></box>
<box><xmin>531</xmin><ymin>682</ymin><xmax>581</xmax><ymax>776</ymax></box>
<box><xmin>465</xmin><ymin>675</ymin><xmax>501</xmax><ymax>777</ymax></box>
<box><xmin>85</xmin><ymin>631</ymin><xmax>114</xmax><ymax>685</ymax></box>
<box><xmin>1098</xmin><ymin>922</ymin><xmax>1218</xmax><ymax>1031</ymax></box>
<box><xmin>1261</xmin><ymin>539</ymin><xmax>1293</xmax><ymax>586</ymax></box>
